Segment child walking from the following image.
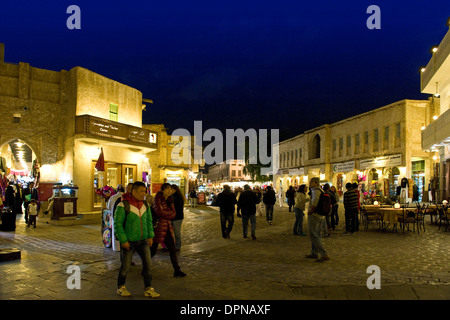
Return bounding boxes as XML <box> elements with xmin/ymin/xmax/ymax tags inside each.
<box><xmin>27</xmin><ymin>199</ymin><xmax>38</xmax><ymax>228</ymax></box>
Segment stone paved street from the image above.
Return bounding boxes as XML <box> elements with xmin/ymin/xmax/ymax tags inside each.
<box><xmin>1</xmin><ymin>203</ymin><xmax>450</xmax><ymax>303</ymax></box>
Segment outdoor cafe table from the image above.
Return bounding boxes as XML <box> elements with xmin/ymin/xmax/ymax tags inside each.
<box><xmin>363</xmin><ymin>205</ymin><xmax>392</xmax><ymax>211</ymax></box>
<box><xmin>378</xmin><ymin>207</ymin><xmax>417</xmax><ymax>230</ymax></box>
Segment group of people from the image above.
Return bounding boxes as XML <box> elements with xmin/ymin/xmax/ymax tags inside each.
<box><xmin>212</xmin><ymin>178</ymin><xmax>365</xmax><ymax>263</ymax></box>
<box><xmin>214</xmin><ymin>184</ymin><xmax>280</xmax><ymax>240</ymax></box>
<box><xmin>107</xmin><ymin>178</ymin><xmax>365</xmax><ymax>296</ymax></box>
<box><xmin>111</xmin><ymin>181</ymin><xmax>186</xmax><ymax>298</ymax></box>
<box><xmin>2</xmin><ymin>180</ymin><xmax>39</xmax><ymax>229</ymax></box>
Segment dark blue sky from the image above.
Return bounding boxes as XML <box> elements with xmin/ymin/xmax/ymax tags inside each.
<box><xmin>1</xmin><ymin>1</ymin><xmax>450</xmax><ymax>140</ymax></box>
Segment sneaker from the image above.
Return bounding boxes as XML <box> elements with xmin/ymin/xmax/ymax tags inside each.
<box><xmin>305</xmin><ymin>254</ymin><xmax>318</xmax><ymax>259</ymax></box>
<box><xmin>251</xmin><ymin>234</ymin><xmax>257</xmax><ymax>240</ymax></box>
<box><xmin>300</xmin><ymin>232</ymin><xmax>307</xmax><ymax>236</ymax></box>
<box><xmin>117</xmin><ymin>285</ymin><xmax>132</xmax><ymax>297</ymax></box>
<box><xmin>144</xmin><ymin>287</ymin><xmax>160</xmax><ymax>298</ymax></box>
<box><xmin>316</xmin><ymin>256</ymin><xmax>330</xmax><ymax>262</ymax></box>
<box><xmin>174</xmin><ymin>270</ymin><xmax>187</xmax><ymax>277</ymax></box>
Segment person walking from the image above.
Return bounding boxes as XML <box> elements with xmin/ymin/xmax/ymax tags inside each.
<box><xmin>305</xmin><ymin>177</ymin><xmax>330</xmax><ymax>262</ymax></box>
<box><xmin>26</xmin><ymin>199</ymin><xmax>38</xmax><ymax>228</ymax></box>
<box><xmin>151</xmin><ymin>183</ymin><xmax>187</xmax><ymax>277</ymax></box>
<box><xmin>114</xmin><ymin>181</ymin><xmax>160</xmax><ymax>298</ymax></box>
<box><xmin>215</xmin><ymin>185</ymin><xmax>237</xmax><ymax>238</ymax></box>
<box><xmin>23</xmin><ymin>182</ymin><xmax>38</xmax><ymax>224</ymax></box>
<box><xmin>286</xmin><ymin>186</ymin><xmax>296</xmax><ymax>212</ymax></box>
<box><xmin>262</xmin><ymin>186</ymin><xmax>276</xmax><ymax>225</ymax></box>
<box><xmin>329</xmin><ymin>185</ymin><xmax>339</xmax><ymax>230</ymax></box>
<box><xmin>293</xmin><ymin>184</ymin><xmax>309</xmax><ymax>236</ymax></box>
<box><xmin>171</xmin><ymin>184</ymin><xmax>185</xmax><ymax>251</ymax></box>
<box><xmin>237</xmin><ymin>184</ymin><xmax>260</xmax><ymax>240</ymax></box>
<box><xmin>343</xmin><ymin>183</ymin><xmax>359</xmax><ymax>235</ymax></box>
<box><xmin>277</xmin><ymin>187</ymin><xmax>285</xmax><ymax>208</ymax></box>
<box><xmin>189</xmin><ymin>189</ymin><xmax>198</xmax><ymax>207</ymax></box>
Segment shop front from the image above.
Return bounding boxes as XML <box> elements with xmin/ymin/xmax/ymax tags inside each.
<box><xmin>74</xmin><ymin>115</ymin><xmax>157</xmax><ymax>212</ymax></box>
<box><xmin>359</xmin><ymin>154</ymin><xmax>406</xmax><ymax>203</ymax></box>
<box><xmin>332</xmin><ymin>161</ymin><xmax>356</xmax><ymax>196</ymax></box>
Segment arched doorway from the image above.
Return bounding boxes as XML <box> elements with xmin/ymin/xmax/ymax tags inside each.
<box><xmin>0</xmin><ymin>139</ymin><xmax>39</xmax><ymax>184</ymax></box>
<box><xmin>309</xmin><ymin>134</ymin><xmax>321</xmax><ymax>159</ymax></box>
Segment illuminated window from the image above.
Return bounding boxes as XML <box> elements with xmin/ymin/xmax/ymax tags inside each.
<box><xmin>109</xmin><ymin>103</ymin><xmax>118</xmax><ymax>121</ymax></box>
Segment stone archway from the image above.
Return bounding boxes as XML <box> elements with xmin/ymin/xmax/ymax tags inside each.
<box><xmin>0</xmin><ymin>138</ymin><xmax>38</xmax><ymax>182</ymax></box>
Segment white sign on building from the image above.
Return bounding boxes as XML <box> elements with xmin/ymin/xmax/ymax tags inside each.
<box><xmin>359</xmin><ymin>154</ymin><xmax>402</xmax><ymax>170</ymax></box>
<box><xmin>333</xmin><ymin>161</ymin><xmax>355</xmax><ymax>173</ymax></box>
<box><xmin>289</xmin><ymin>168</ymin><xmax>305</xmax><ymax>175</ymax></box>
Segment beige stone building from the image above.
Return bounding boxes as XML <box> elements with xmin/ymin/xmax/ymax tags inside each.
<box><xmin>143</xmin><ymin>124</ymin><xmax>203</xmax><ymax>197</ymax></box>
<box><xmin>274</xmin><ymin>99</ymin><xmax>439</xmax><ymax>202</ymax></box>
<box><xmin>421</xmin><ymin>20</ymin><xmax>450</xmax><ymax>201</ymax></box>
<box><xmin>0</xmin><ymin>43</ymin><xmax>158</xmax><ymax>216</ymax></box>
<box><xmin>207</xmin><ymin>159</ymin><xmax>252</xmax><ymax>189</ymax></box>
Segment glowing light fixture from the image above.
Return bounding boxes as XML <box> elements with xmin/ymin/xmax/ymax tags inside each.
<box><xmin>394</xmin><ymin>203</ymin><xmax>400</xmax><ymax>209</ymax></box>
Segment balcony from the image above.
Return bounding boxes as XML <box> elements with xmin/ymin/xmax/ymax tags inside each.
<box><xmin>422</xmin><ymin>107</ymin><xmax>450</xmax><ymax>150</ymax></box>
<box><xmin>421</xmin><ymin>28</ymin><xmax>450</xmax><ymax>95</ymax></box>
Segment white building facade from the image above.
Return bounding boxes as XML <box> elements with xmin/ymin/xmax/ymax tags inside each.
<box><xmin>274</xmin><ymin>99</ymin><xmax>438</xmax><ymax>202</ymax></box>
<box><xmin>421</xmin><ymin>19</ymin><xmax>450</xmax><ymax>201</ymax></box>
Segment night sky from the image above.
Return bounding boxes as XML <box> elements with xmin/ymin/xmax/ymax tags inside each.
<box><xmin>1</xmin><ymin>1</ymin><xmax>450</xmax><ymax>141</ymax></box>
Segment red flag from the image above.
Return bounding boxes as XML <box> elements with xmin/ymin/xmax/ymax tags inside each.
<box><xmin>95</xmin><ymin>147</ymin><xmax>105</xmax><ymax>171</ymax></box>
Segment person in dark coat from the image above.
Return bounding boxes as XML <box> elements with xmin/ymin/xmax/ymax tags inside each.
<box><xmin>170</xmin><ymin>184</ymin><xmax>185</xmax><ymax>250</ymax></box>
<box><xmin>23</xmin><ymin>182</ymin><xmax>38</xmax><ymax>224</ymax></box>
<box><xmin>5</xmin><ymin>181</ymin><xmax>16</xmax><ymax>210</ymax></box>
<box><xmin>262</xmin><ymin>186</ymin><xmax>276</xmax><ymax>225</ymax></box>
<box><xmin>286</xmin><ymin>186</ymin><xmax>296</xmax><ymax>212</ymax></box>
<box><xmin>215</xmin><ymin>185</ymin><xmax>237</xmax><ymax>238</ymax></box>
<box><xmin>237</xmin><ymin>185</ymin><xmax>260</xmax><ymax>240</ymax></box>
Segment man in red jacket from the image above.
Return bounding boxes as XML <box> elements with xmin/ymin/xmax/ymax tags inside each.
<box><xmin>151</xmin><ymin>183</ymin><xmax>187</xmax><ymax>277</ymax></box>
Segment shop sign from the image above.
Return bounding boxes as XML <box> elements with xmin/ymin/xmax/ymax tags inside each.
<box><xmin>360</xmin><ymin>154</ymin><xmax>402</xmax><ymax>170</ymax></box>
<box><xmin>289</xmin><ymin>168</ymin><xmax>305</xmax><ymax>175</ymax></box>
<box><xmin>333</xmin><ymin>161</ymin><xmax>355</xmax><ymax>173</ymax></box>
<box><xmin>77</xmin><ymin>115</ymin><xmax>157</xmax><ymax>146</ymax></box>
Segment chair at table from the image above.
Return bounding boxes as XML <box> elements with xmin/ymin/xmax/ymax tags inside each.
<box><xmin>438</xmin><ymin>205</ymin><xmax>449</xmax><ymax>232</ymax></box>
<box><xmin>397</xmin><ymin>208</ymin><xmax>418</xmax><ymax>234</ymax></box>
<box><xmin>415</xmin><ymin>203</ymin><xmax>426</xmax><ymax>233</ymax></box>
<box><xmin>425</xmin><ymin>203</ymin><xmax>439</xmax><ymax>224</ymax></box>
<box><xmin>361</xmin><ymin>206</ymin><xmax>382</xmax><ymax>231</ymax></box>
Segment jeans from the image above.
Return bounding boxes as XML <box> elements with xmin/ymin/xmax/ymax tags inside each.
<box><xmin>172</xmin><ymin>219</ymin><xmax>183</xmax><ymax>249</ymax></box>
<box><xmin>330</xmin><ymin>204</ymin><xmax>339</xmax><ymax>229</ymax></box>
<box><xmin>118</xmin><ymin>240</ymin><xmax>152</xmax><ymax>288</ymax></box>
<box><xmin>293</xmin><ymin>208</ymin><xmax>304</xmax><ymax>234</ymax></box>
<box><xmin>308</xmin><ymin>214</ymin><xmax>328</xmax><ymax>258</ymax></box>
<box><xmin>322</xmin><ymin>213</ymin><xmax>330</xmax><ymax>235</ymax></box>
<box><xmin>242</xmin><ymin>214</ymin><xmax>256</xmax><ymax>237</ymax></box>
<box><xmin>265</xmin><ymin>205</ymin><xmax>274</xmax><ymax>222</ymax></box>
<box><xmin>220</xmin><ymin>212</ymin><xmax>234</xmax><ymax>237</ymax></box>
